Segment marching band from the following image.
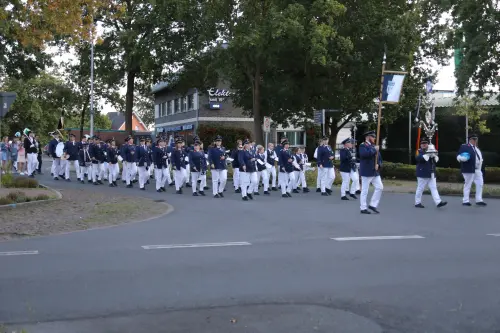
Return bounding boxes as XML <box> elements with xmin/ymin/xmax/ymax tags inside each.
<box><xmin>7</xmin><ymin>127</ymin><xmax>485</xmax><ymax>212</ymax></box>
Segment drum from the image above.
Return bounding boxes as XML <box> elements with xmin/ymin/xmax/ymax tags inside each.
<box><xmin>55</xmin><ymin>142</ymin><xmax>65</xmax><ymax>158</ymax></box>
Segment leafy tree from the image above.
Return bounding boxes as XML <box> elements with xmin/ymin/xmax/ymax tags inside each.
<box><xmin>454</xmin><ymin>96</ymin><xmax>490</xmax><ymax>134</ymax></box>
<box><xmin>92</xmin><ymin>0</ymin><xmax>217</xmax><ymax>134</ymax></box>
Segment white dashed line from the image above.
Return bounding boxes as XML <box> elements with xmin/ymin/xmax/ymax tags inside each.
<box><xmin>142</xmin><ymin>242</ymin><xmax>252</xmax><ymax>250</ymax></box>
<box><xmin>331</xmin><ymin>235</ymin><xmax>425</xmax><ymax>241</ymax></box>
<box><xmin>0</xmin><ymin>250</ymin><xmax>39</xmax><ymax>256</ymax></box>
<box><xmin>487</xmin><ymin>234</ymin><xmax>500</xmax><ymax>237</ymax></box>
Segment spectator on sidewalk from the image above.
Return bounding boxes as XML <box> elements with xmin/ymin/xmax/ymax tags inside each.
<box><xmin>17</xmin><ymin>138</ymin><xmax>26</xmax><ymax>175</ymax></box>
<box><xmin>0</xmin><ymin>136</ymin><xmax>10</xmax><ymax>174</ymax></box>
<box><xmin>10</xmin><ymin>137</ymin><xmax>19</xmax><ymax>172</ymax></box>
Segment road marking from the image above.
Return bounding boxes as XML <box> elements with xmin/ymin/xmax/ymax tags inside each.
<box><xmin>0</xmin><ymin>250</ymin><xmax>39</xmax><ymax>256</ymax></box>
<box><xmin>142</xmin><ymin>242</ymin><xmax>252</xmax><ymax>250</ymax></box>
<box><xmin>487</xmin><ymin>234</ymin><xmax>500</xmax><ymax>237</ymax></box>
<box><xmin>331</xmin><ymin>235</ymin><xmax>425</xmax><ymax>241</ymax></box>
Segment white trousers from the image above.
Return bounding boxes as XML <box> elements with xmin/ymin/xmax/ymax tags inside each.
<box><xmin>463</xmin><ymin>170</ymin><xmax>483</xmax><ymax>203</ymax></box>
<box><xmin>240</xmin><ymin>172</ymin><xmax>258</xmax><ymax>197</ymax></box>
<box><xmin>340</xmin><ymin>170</ymin><xmax>359</xmax><ymax>196</ymax></box>
<box><xmin>138</xmin><ymin>166</ymin><xmax>149</xmax><ymax>188</ymax></box>
<box><xmin>79</xmin><ymin>166</ymin><xmax>89</xmax><ymax>180</ymax></box>
<box><xmin>415</xmin><ymin>176</ymin><xmax>441</xmax><ymax>205</ymax></box>
<box><xmin>280</xmin><ymin>172</ymin><xmax>296</xmax><ymax>194</ymax></box>
<box><xmin>124</xmin><ymin>161</ymin><xmax>135</xmax><ymax>185</ymax></box>
<box><xmin>131</xmin><ymin>162</ymin><xmax>137</xmax><ymax>180</ymax></box>
<box><xmin>64</xmin><ymin>160</ymin><xmax>79</xmax><ymax>180</ymax></box>
<box><xmin>360</xmin><ymin>176</ymin><xmax>383</xmax><ymax>210</ymax></box>
<box><xmin>51</xmin><ymin>158</ymin><xmax>61</xmax><ymax>177</ymax></box>
<box><xmin>212</xmin><ymin>169</ymin><xmax>228</xmax><ymax>195</ymax></box>
<box><xmin>27</xmin><ymin>153</ymin><xmax>38</xmax><ymax>176</ymax></box>
<box><xmin>319</xmin><ymin>167</ymin><xmax>335</xmax><ymax>192</ymax></box>
<box><xmin>92</xmin><ymin>163</ymin><xmax>104</xmax><ymax>182</ymax></box>
<box><xmin>155</xmin><ymin>167</ymin><xmax>169</xmax><ymax>190</ymax></box>
<box><xmin>268</xmin><ymin>166</ymin><xmax>277</xmax><ymax>188</ymax></box>
<box><xmin>316</xmin><ymin>168</ymin><xmax>321</xmax><ymax>189</ymax></box>
<box><xmin>292</xmin><ymin>171</ymin><xmax>301</xmax><ymax>190</ymax></box>
<box><xmin>102</xmin><ymin>162</ymin><xmax>109</xmax><ymax>180</ymax></box>
<box><xmin>233</xmin><ymin>168</ymin><xmax>240</xmax><ymax>189</ymax></box>
<box><xmin>108</xmin><ymin>163</ymin><xmax>119</xmax><ymax>183</ymax></box>
<box><xmin>258</xmin><ymin>169</ymin><xmax>269</xmax><ymax>192</ymax></box>
<box><xmin>295</xmin><ymin>170</ymin><xmax>306</xmax><ymax>189</ymax></box>
<box><xmin>174</xmin><ymin>169</ymin><xmax>186</xmax><ymax>191</ymax></box>
<box><xmin>191</xmin><ymin>171</ymin><xmax>204</xmax><ymax>192</ymax></box>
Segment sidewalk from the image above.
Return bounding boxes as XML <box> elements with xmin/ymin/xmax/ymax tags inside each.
<box><xmin>383</xmin><ymin>180</ymin><xmax>500</xmax><ymax>197</ymax></box>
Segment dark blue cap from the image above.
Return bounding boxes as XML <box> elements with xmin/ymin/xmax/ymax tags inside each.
<box><xmin>364</xmin><ymin>130</ymin><xmax>376</xmax><ymax>138</ymax></box>
<box><xmin>341</xmin><ymin>138</ymin><xmax>352</xmax><ymax>145</ymax></box>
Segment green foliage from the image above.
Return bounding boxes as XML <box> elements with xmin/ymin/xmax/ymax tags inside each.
<box><xmin>453</xmin><ymin>96</ymin><xmax>490</xmax><ymax>134</ymax></box>
<box><xmin>6</xmin><ymin>191</ymin><xmax>28</xmax><ymax>203</ymax></box>
<box><xmin>1</xmin><ymin>176</ymin><xmax>39</xmax><ymax>188</ymax></box>
<box><xmin>0</xmin><ymin>172</ymin><xmax>14</xmax><ymax>187</ymax></box>
<box><xmin>197</xmin><ymin>125</ymin><xmax>251</xmax><ymax>150</ymax></box>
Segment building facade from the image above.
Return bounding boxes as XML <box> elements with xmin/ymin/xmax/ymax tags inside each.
<box><xmin>152</xmin><ymin>82</ymin><xmax>308</xmax><ymax>146</ymax></box>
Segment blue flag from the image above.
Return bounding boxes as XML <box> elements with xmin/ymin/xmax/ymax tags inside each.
<box><xmin>381</xmin><ymin>74</ymin><xmax>405</xmax><ymax>103</ymax></box>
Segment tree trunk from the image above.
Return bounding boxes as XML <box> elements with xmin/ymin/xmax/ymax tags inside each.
<box><xmin>328</xmin><ymin>116</ymin><xmax>341</xmax><ymax>152</ymax></box>
<box><xmin>125</xmin><ymin>71</ymin><xmax>136</xmax><ymax>135</ymax></box>
<box><xmin>252</xmin><ymin>68</ymin><xmax>264</xmax><ymax>144</ymax></box>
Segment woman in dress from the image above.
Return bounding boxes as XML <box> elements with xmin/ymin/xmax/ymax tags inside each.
<box><xmin>17</xmin><ymin>139</ymin><xmax>26</xmax><ymax>175</ymax></box>
<box><xmin>0</xmin><ymin>136</ymin><xmax>10</xmax><ymax>174</ymax></box>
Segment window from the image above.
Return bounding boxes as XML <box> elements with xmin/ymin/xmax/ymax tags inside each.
<box><xmin>188</xmin><ymin>94</ymin><xmax>194</xmax><ymax>110</ymax></box>
<box><xmin>174</xmin><ymin>99</ymin><xmax>180</xmax><ymax>113</ymax></box>
<box><xmin>162</xmin><ymin>102</ymin><xmax>167</xmax><ymax>116</ymax></box>
<box><xmin>181</xmin><ymin>97</ymin><xmax>187</xmax><ymax>112</ymax></box>
<box><xmin>167</xmin><ymin>100</ymin><xmax>173</xmax><ymax>115</ymax></box>
<box><xmin>277</xmin><ymin>131</ymin><xmax>305</xmax><ymax>146</ymax></box>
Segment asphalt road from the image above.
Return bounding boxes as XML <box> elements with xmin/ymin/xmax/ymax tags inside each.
<box><xmin>1</xmin><ymin>172</ymin><xmax>500</xmax><ymax>333</ymax></box>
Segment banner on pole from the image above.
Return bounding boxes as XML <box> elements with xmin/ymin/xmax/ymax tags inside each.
<box><xmin>263</xmin><ymin>116</ymin><xmax>271</xmax><ymax>133</ymax></box>
<box><xmin>381</xmin><ymin>72</ymin><xmax>406</xmax><ymax>104</ymax></box>
<box><xmin>313</xmin><ymin>110</ymin><xmax>323</xmax><ymax>124</ymax></box>
<box><xmin>0</xmin><ymin>92</ymin><xmax>17</xmax><ymax>118</ymax></box>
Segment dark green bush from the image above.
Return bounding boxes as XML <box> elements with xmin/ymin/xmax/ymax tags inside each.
<box><xmin>6</xmin><ymin>191</ymin><xmax>27</xmax><ymax>203</ymax></box>
<box><xmin>0</xmin><ymin>197</ymin><xmax>14</xmax><ymax>205</ymax></box>
<box><xmin>12</xmin><ymin>177</ymin><xmax>39</xmax><ymax>188</ymax></box>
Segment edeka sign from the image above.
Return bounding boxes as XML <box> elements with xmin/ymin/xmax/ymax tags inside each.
<box><xmin>207</xmin><ymin>88</ymin><xmax>232</xmax><ymax>102</ymax></box>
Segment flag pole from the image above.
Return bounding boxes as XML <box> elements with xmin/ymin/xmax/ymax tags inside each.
<box><xmin>375</xmin><ymin>52</ymin><xmax>386</xmax><ymax>167</ymax></box>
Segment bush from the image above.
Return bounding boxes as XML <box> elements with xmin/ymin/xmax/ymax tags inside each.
<box><xmin>6</xmin><ymin>191</ymin><xmax>28</xmax><ymax>203</ymax></box>
<box><xmin>33</xmin><ymin>194</ymin><xmax>50</xmax><ymax>201</ymax></box>
<box><xmin>0</xmin><ymin>197</ymin><xmax>14</xmax><ymax>205</ymax></box>
<box><xmin>12</xmin><ymin>177</ymin><xmax>39</xmax><ymax>188</ymax></box>
<box><xmin>0</xmin><ymin>172</ymin><xmax>14</xmax><ymax>187</ymax></box>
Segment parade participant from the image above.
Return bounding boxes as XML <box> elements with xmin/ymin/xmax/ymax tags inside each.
<box><xmin>359</xmin><ymin>131</ymin><xmax>383</xmax><ymax>214</ymax></box>
<box><xmin>291</xmin><ymin>147</ymin><xmax>302</xmax><ymax>194</ymax></box>
<box><xmin>101</xmin><ymin>139</ymin><xmax>110</xmax><ymax>182</ymax></box>
<box><xmin>48</xmin><ymin>132</ymin><xmax>62</xmax><ymax>179</ymax></box>
<box><xmin>457</xmin><ymin>134</ymin><xmax>486</xmax><ymax>206</ymax></box>
<box><xmin>106</xmin><ymin>140</ymin><xmax>119</xmax><ymax>187</ymax></box>
<box><xmin>136</xmin><ymin>138</ymin><xmax>151</xmax><ymax>190</ymax></box>
<box><xmin>255</xmin><ymin>145</ymin><xmax>269</xmax><ymax>195</ymax></box>
<box><xmin>317</xmin><ymin>136</ymin><xmax>335</xmax><ymax>196</ymax></box>
<box><xmin>296</xmin><ymin>147</ymin><xmax>309</xmax><ymax>192</ymax></box>
<box><xmin>34</xmin><ymin>134</ymin><xmax>43</xmax><ymax>174</ymax></box>
<box><xmin>339</xmin><ymin>138</ymin><xmax>359</xmax><ymax>200</ymax></box>
<box><xmin>63</xmin><ymin>133</ymin><xmax>79</xmax><ymax>181</ymax></box>
<box><xmin>89</xmin><ymin>136</ymin><xmax>105</xmax><ymax>185</ymax></box>
<box><xmin>208</xmin><ymin>135</ymin><xmax>228</xmax><ymax>198</ymax></box>
<box><xmin>172</xmin><ymin>137</ymin><xmax>186</xmax><ymax>194</ymax></box>
<box><xmin>264</xmin><ymin>143</ymin><xmax>278</xmax><ymax>191</ymax></box>
<box><xmin>238</xmin><ymin>139</ymin><xmax>258</xmax><ymax>201</ymax></box>
<box><xmin>146</xmin><ymin>138</ymin><xmax>154</xmax><ymax>180</ymax></box>
<box><xmin>275</xmin><ymin>137</ymin><xmax>287</xmax><ymax>189</ymax></box>
<box><xmin>231</xmin><ymin>140</ymin><xmax>243</xmax><ymax>193</ymax></box>
<box><xmin>123</xmin><ymin>136</ymin><xmax>137</xmax><ymax>188</ymax></box>
<box><xmin>24</xmin><ymin>130</ymin><xmax>38</xmax><ymax>178</ymax></box>
<box><xmin>313</xmin><ymin>140</ymin><xmax>322</xmax><ymax>192</ymax></box>
<box><xmin>154</xmin><ymin>138</ymin><xmax>169</xmax><ymax>192</ymax></box>
<box><xmin>199</xmin><ymin>142</ymin><xmax>209</xmax><ymax>190</ymax></box>
<box><xmin>415</xmin><ymin>137</ymin><xmax>447</xmax><ymax>208</ymax></box>
<box><xmin>189</xmin><ymin>141</ymin><xmax>207</xmax><ymax>196</ymax></box>
<box><xmin>78</xmin><ymin>142</ymin><xmax>92</xmax><ymax>183</ymax></box>
<box><xmin>279</xmin><ymin>140</ymin><xmax>295</xmax><ymax>197</ymax></box>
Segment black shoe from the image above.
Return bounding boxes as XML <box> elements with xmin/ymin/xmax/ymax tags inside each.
<box><xmin>81</xmin><ymin>180</ymin><xmax>85</xmax><ymax>184</ymax></box>
<box><xmin>349</xmin><ymin>194</ymin><xmax>358</xmax><ymax>199</ymax></box>
<box><xmin>264</xmin><ymin>191</ymin><xmax>270</xmax><ymax>195</ymax></box>
<box><xmin>146</xmin><ymin>180</ymin><xmax>150</xmax><ymax>185</ymax></box>
<box><xmin>123</xmin><ymin>180</ymin><xmax>126</xmax><ymax>184</ymax></box>
<box><xmin>462</xmin><ymin>202</ymin><xmax>472</xmax><ymax>206</ymax></box>
<box><xmin>326</xmin><ymin>188</ymin><xmax>332</xmax><ymax>194</ymax></box>
<box><xmin>204</xmin><ymin>186</ymin><xmax>209</xmax><ymax>190</ymax></box>
<box><xmin>59</xmin><ymin>174</ymin><xmax>65</xmax><ymax>178</ymax></box>
<box><xmin>316</xmin><ymin>188</ymin><xmax>321</xmax><ymax>193</ymax></box>
<box><xmin>303</xmin><ymin>188</ymin><xmax>310</xmax><ymax>193</ymax></box>
<box><xmin>54</xmin><ymin>177</ymin><xmax>59</xmax><ymax>180</ymax></box>
<box><xmin>193</xmin><ymin>192</ymin><xmax>199</xmax><ymax>196</ymax></box>
<box><xmin>247</xmin><ymin>194</ymin><xmax>253</xmax><ymax>200</ymax></box>
<box><xmin>286</xmin><ymin>192</ymin><xmax>292</xmax><ymax>197</ymax></box>
<box><xmin>65</xmin><ymin>178</ymin><xmax>71</xmax><ymax>182</ymax></box>
<box><xmin>113</xmin><ymin>181</ymin><xmax>117</xmax><ymax>186</ymax></box>
<box><xmin>292</xmin><ymin>189</ymin><xmax>300</xmax><ymax>194</ymax></box>
<box><xmin>341</xmin><ymin>196</ymin><xmax>349</xmax><ymax>201</ymax></box>
<box><xmin>169</xmin><ymin>182</ymin><xmax>175</xmax><ymax>187</ymax></box>
<box><xmin>321</xmin><ymin>192</ymin><xmax>328</xmax><ymax>196</ymax></box>
<box><xmin>218</xmin><ymin>192</ymin><xmax>224</xmax><ymax>198</ymax></box>
<box><xmin>437</xmin><ymin>201</ymin><xmax>447</xmax><ymax>208</ymax></box>
<box><xmin>176</xmin><ymin>190</ymin><xmax>182</xmax><ymax>194</ymax></box>
<box><xmin>157</xmin><ymin>189</ymin><xmax>162</xmax><ymax>193</ymax></box>
<box><xmin>476</xmin><ymin>201</ymin><xmax>487</xmax><ymax>206</ymax></box>
<box><xmin>361</xmin><ymin>209</ymin><xmax>371</xmax><ymax>214</ymax></box>
<box><xmin>126</xmin><ymin>184</ymin><xmax>132</xmax><ymax>188</ymax></box>
<box><xmin>199</xmin><ymin>191</ymin><xmax>206</xmax><ymax>196</ymax></box>
<box><xmin>415</xmin><ymin>203</ymin><xmax>425</xmax><ymax>208</ymax></box>
<box><xmin>282</xmin><ymin>194</ymin><xmax>288</xmax><ymax>198</ymax></box>
<box><xmin>150</xmin><ymin>175</ymin><xmax>154</xmax><ymax>179</ymax></box>
<box><xmin>242</xmin><ymin>196</ymin><xmax>248</xmax><ymax>201</ymax></box>
<box><xmin>140</xmin><ymin>187</ymin><xmax>145</xmax><ymax>191</ymax></box>
<box><xmin>235</xmin><ymin>188</ymin><xmax>241</xmax><ymax>193</ymax></box>
<box><xmin>94</xmin><ymin>182</ymin><xmax>100</xmax><ymax>186</ymax></box>
<box><xmin>109</xmin><ymin>184</ymin><xmax>114</xmax><ymax>187</ymax></box>
<box><xmin>368</xmin><ymin>206</ymin><xmax>380</xmax><ymax>214</ymax></box>
<box><xmin>98</xmin><ymin>180</ymin><xmax>103</xmax><ymax>185</ymax></box>
<box><xmin>132</xmin><ymin>179</ymin><xmax>138</xmax><ymax>184</ymax></box>
<box><xmin>272</xmin><ymin>187</ymin><xmax>277</xmax><ymax>191</ymax></box>
<box><xmin>356</xmin><ymin>190</ymin><xmax>361</xmax><ymax>194</ymax></box>
<box><xmin>214</xmin><ymin>194</ymin><xmax>220</xmax><ymax>198</ymax></box>
<box><xmin>161</xmin><ymin>187</ymin><xmax>166</xmax><ymax>192</ymax></box>
<box><xmin>88</xmin><ymin>180</ymin><xmax>93</xmax><ymax>183</ymax></box>
<box><xmin>253</xmin><ymin>192</ymin><xmax>260</xmax><ymax>195</ymax></box>
<box><xmin>186</xmin><ymin>183</ymin><xmax>192</xmax><ymax>187</ymax></box>
<box><xmin>51</xmin><ymin>173</ymin><xmax>54</xmax><ymax>176</ymax></box>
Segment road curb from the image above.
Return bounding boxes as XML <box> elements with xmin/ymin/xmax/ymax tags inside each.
<box><xmin>0</xmin><ymin>184</ymin><xmax>62</xmax><ymax>210</ymax></box>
